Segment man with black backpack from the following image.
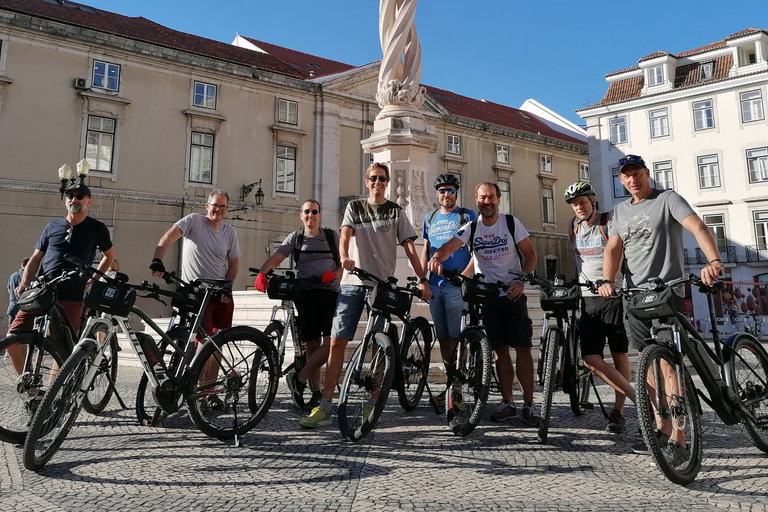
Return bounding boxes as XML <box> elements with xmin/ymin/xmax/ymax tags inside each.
<box><xmin>419</xmin><ymin>173</ymin><xmax>476</xmax><ymax>407</ymax></box>
<box><xmin>564</xmin><ymin>181</ymin><xmax>635</xmax><ymax>434</ymax></box>
<box><xmin>429</xmin><ymin>182</ymin><xmax>539</xmax><ymax>426</ymax></box>
<box><xmin>254</xmin><ymin>199</ymin><xmax>341</xmax><ymax>403</ymax></box>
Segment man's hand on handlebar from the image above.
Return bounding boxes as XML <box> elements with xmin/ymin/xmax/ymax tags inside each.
<box><xmin>597</xmin><ymin>281</ymin><xmax>616</xmax><ymax>298</ymax></box>
<box><xmin>417</xmin><ymin>280</ymin><xmax>432</xmax><ymax>301</ymax></box>
<box><xmin>701</xmin><ymin>260</ymin><xmax>725</xmax><ymax>287</ymax></box>
<box><xmin>505</xmin><ymin>281</ymin><xmax>525</xmax><ymax>301</ymax></box>
<box><xmin>149</xmin><ymin>258</ymin><xmax>166</xmax><ymax>277</ymax></box>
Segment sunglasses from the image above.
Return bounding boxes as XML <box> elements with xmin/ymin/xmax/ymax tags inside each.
<box><xmin>618</xmin><ymin>155</ymin><xmax>646</xmax><ymax>168</ymax></box>
<box><xmin>303</xmin><ymin>209</ymin><xmax>319</xmax><ymax>215</ymax></box>
<box><xmin>437</xmin><ymin>188</ymin><xmax>457</xmax><ymax>195</ymax></box>
<box><xmin>66</xmin><ymin>193</ymin><xmax>86</xmax><ymax>200</ymax></box>
<box><xmin>368</xmin><ymin>176</ymin><xmax>389</xmax><ymax>183</ymax></box>
<box><xmin>65</xmin><ymin>224</ymin><xmax>74</xmax><ymax>243</ymax></box>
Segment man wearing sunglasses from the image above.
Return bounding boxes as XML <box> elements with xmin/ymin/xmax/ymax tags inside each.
<box><xmin>11</xmin><ymin>182</ymin><xmax>114</xmax><ymax>335</ymax></box>
<box><xmin>299</xmin><ymin>162</ymin><xmax>431</xmax><ymax>428</ymax></box>
<box><xmin>419</xmin><ymin>173</ymin><xmax>476</xmax><ymax>408</ymax></box>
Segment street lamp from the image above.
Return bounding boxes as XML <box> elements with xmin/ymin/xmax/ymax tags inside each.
<box><xmin>241</xmin><ymin>179</ymin><xmax>265</xmax><ymax>206</ymax></box>
<box><xmin>57</xmin><ymin>159</ymin><xmax>91</xmax><ymax>198</ymax></box>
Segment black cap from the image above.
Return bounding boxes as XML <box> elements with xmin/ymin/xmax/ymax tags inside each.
<box><xmin>64</xmin><ymin>183</ymin><xmax>91</xmax><ymax>197</ymax></box>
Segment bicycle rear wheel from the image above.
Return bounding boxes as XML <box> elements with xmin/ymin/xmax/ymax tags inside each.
<box><xmin>636</xmin><ymin>343</ymin><xmax>702</xmax><ymax>485</ymax></box>
<box><xmin>23</xmin><ymin>344</ymin><xmax>91</xmax><ymax>470</ymax></box>
<box><xmin>338</xmin><ymin>332</ymin><xmax>395</xmax><ymax>442</ymax></box>
<box><xmin>446</xmin><ymin>329</ymin><xmax>491</xmax><ymax>437</ymax></box>
<box><xmin>186</xmin><ymin>327</ymin><xmax>279</xmax><ymax>440</ymax></box>
<box><xmin>537</xmin><ymin>327</ymin><xmax>563</xmax><ymax>444</ymax></box>
<box><xmin>570</xmin><ymin>372</ymin><xmax>593</xmax><ymax>416</ymax></box>
<box><xmin>728</xmin><ymin>335</ymin><xmax>768</xmax><ymax>452</ymax></box>
<box><xmin>0</xmin><ymin>333</ymin><xmax>68</xmax><ymax>445</ymax></box>
<box><xmin>397</xmin><ymin>317</ymin><xmax>432</xmax><ymax>411</ymax></box>
<box><xmin>81</xmin><ymin>322</ymin><xmax>119</xmax><ymax>414</ymax></box>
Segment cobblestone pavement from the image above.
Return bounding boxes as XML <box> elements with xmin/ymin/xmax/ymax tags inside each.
<box><xmin>1</xmin><ymin>365</ymin><xmax>767</xmax><ymax>512</ymax></box>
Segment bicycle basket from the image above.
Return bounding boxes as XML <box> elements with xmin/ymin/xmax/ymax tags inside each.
<box><xmin>460</xmin><ymin>279</ymin><xmax>499</xmax><ymax>305</ymax></box>
<box><xmin>628</xmin><ymin>287</ymin><xmax>676</xmax><ymax>320</ymax></box>
<box><xmin>267</xmin><ymin>274</ymin><xmax>301</xmax><ymax>301</ymax></box>
<box><xmin>17</xmin><ymin>285</ymin><xmax>57</xmax><ymax>314</ymax></box>
<box><xmin>370</xmin><ymin>283</ymin><xmax>411</xmax><ymax>318</ymax></box>
<box><xmin>84</xmin><ymin>281</ymin><xmax>136</xmax><ymax>317</ymax></box>
<box><xmin>172</xmin><ymin>283</ymin><xmax>204</xmax><ymax>315</ymax></box>
<box><xmin>539</xmin><ymin>284</ymin><xmax>581</xmax><ymax>312</ymax></box>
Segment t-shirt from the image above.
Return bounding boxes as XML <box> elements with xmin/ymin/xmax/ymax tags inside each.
<box><xmin>608</xmin><ymin>189</ymin><xmax>695</xmax><ymax>291</ymax></box>
<box><xmin>571</xmin><ymin>212</ymin><xmax>623</xmax><ymax>297</ymax></box>
<box><xmin>276</xmin><ymin>229</ymin><xmax>340</xmax><ymax>292</ymax></box>
<box><xmin>175</xmin><ymin>213</ymin><xmax>241</xmax><ymax>282</ymax></box>
<box><xmin>7</xmin><ymin>269</ymin><xmax>23</xmax><ymax>315</ymax></box>
<box><xmin>35</xmin><ymin>216</ymin><xmax>113</xmax><ymax>301</ymax></box>
<box><xmin>423</xmin><ymin>207</ymin><xmax>476</xmax><ymax>287</ymax></box>
<box><xmin>340</xmin><ymin>199</ymin><xmax>417</xmax><ymax>286</ymax></box>
<box><xmin>454</xmin><ymin>214</ymin><xmax>530</xmax><ymax>294</ymax></box>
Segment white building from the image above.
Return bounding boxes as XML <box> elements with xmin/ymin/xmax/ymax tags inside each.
<box><xmin>578</xmin><ymin>28</ymin><xmax>768</xmax><ymax>323</ymax></box>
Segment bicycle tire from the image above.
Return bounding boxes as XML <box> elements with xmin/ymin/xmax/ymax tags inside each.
<box><xmin>338</xmin><ymin>332</ymin><xmax>395</xmax><ymax>442</ymax></box>
<box><xmin>81</xmin><ymin>323</ymin><xmax>119</xmax><ymax>414</ymax></box>
<box><xmin>636</xmin><ymin>343</ymin><xmax>702</xmax><ymax>485</ymax></box>
<box><xmin>397</xmin><ymin>316</ymin><xmax>432</xmax><ymax>411</ymax></box>
<box><xmin>446</xmin><ymin>329</ymin><xmax>491</xmax><ymax>437</ymax></box>
<box><xmin>23</xmin><ymin>344</ymin><xmax>91</xmax><ymax>471</ymax></box>
<box><xmin>263</xmin><ymin>320</ymin><xmax>285</xmax><ymax>367</ymax></box>
<box><xmin>0</xmin><ymin>333</ymin><xmax>68</xmax><ymax>445</ymax></box>
<box><xmin>537</xmin><ymin>327</ymin><xmax>563</xmax><ymax>444</ymax></box>
<box><xmin>536</xmin><ymin>334</ymin><xmax>547</xmax><ymax>387</ymax></box>
<box><xmin>186</xmin><ymin>326</ymin><xmax>280</xmax><ymax>440</ymax></box>
<box><xmin>727</xmin><ymin>335</ymin><xmax>768</xmax><ymax>452</ymax></box>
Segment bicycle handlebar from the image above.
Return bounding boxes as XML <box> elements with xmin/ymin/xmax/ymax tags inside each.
<box><xmin>350</xmin><ymin>267</ymin><xmax>422</xmax><ymax>297</ymax></box>
<box><xmin>507</xmin><ymin>269</ymin><xmax>596</xmax><ymax>293</ymax></box>
<box><xmin>616</xmin><ymin>273</ymin><xmax>725</xmax><ymax>297</ymax></box>
<box><xmin>441</xmin><ymin>269</ymin><xmax>508</xmax><ymax>291</ymax></box>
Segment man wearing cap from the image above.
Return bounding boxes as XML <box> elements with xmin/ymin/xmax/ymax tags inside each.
<box><xmin>419</xmin><ymin>173</ymin><xmax>476</xmax><ymax>407</ymax></box>
<box><xmin>597</xmin><ymin>154</ymin><xmax>723</xmax><ymax>457</ymax></box>
<box><xmin>11</xmin><ymin>182</ymin><xmax>115</xmax><ymax>335</ymax></box>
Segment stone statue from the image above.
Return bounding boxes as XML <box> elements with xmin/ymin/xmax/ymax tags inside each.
<box><xmin>376</xmin><ymin>0</ymin><xmax>427</xmax><ymax>119</ymax></box>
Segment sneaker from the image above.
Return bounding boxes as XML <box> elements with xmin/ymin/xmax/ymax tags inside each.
<box><xmin>450</xmin><ymin>390</ymin><xmax>466</xmax><ymax>412</ymax></box>
<box><xmin>662</xmin><ymin>441</ymin><xmax>690</xmax><ymax>467</ymax></box>
<box><xmin>285</xmin><ymin>372</ymin><xmax>306</xmax><ymax>405</ymax></box>
<box><xmin>522</xmin><ymin>404</ymin><xmax>540</xmax><ymax>426</ymax></box>
<box><xmin>299</xmin><ymin>406</ymin><xmax>332</xmax><ymax>428</ymax></box>
<box><xmin>429</xmin><ymin>391</ymin><xmax>446</xmax><ymax>408</ymax></box>
<box><xmin>606</xmin><ymin>409</ymin><xmax>626</xmax><ymax>434</ymax></box>
<box><xmin>632</xmin><ymin>429</ymin><xmax>670</xmax><ymax>454</ymax></box>
<box><xmin>490</xmin><ymin>401</ymin><xmax>518</xmax><ymax>422</ymax></box>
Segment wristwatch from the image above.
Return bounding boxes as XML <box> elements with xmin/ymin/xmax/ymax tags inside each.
<box><xmin>418</xmin><ymin>277</ymin><xmax>429</xmax><ymax>284</ymax></box>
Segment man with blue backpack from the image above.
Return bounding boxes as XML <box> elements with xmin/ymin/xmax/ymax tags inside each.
<box><xmin>420</xmin><ymin>173</ymin><xmax>476</xmax><ymax>407</ymax></box>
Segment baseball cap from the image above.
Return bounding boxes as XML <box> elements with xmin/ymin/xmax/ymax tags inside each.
<box><xmin>64</xmin><ymin>183</ymin><xmax>92</xmax><ymax>197</ymax></box>
<box><xmin>618</xmin><ymin>155</ymin><xmax>647</xmax><ymax>173</ymax></box>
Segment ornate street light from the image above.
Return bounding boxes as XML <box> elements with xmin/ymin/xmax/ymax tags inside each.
<box><xmin>241</xmin><ymin>179</ymin><xmax>265</xmax><ymax>206</ymax></box>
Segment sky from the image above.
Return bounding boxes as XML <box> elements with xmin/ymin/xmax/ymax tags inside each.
<box><xmin>78</xmin><ymin>0</ymin><xmax>768</xmax><ymax>126</ymax></box>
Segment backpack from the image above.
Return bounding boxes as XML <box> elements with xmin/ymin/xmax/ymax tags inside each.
<box><xmin>568</xmin><ymin>211</ymin><xmax>611</xmax><ymax>244</ymax></box>
<box><xmin>292</xmin><ymin>228</ymin><xmax>340</xmax><ymax>267</ymax></box>
<box><xmin>467</xmin><ymin>214</ymin><xmax>524</xmax><ymax>262</ymax></box>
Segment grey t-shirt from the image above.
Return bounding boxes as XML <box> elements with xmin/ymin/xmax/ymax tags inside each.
<box><xmin>276</xmin><ymin>229</ymin><xmax>340</xmax><ymax>292</ymax></box>
<box><xmin>340</xmin><ymin>199</ymin><xmax>417</xmax><ymax>286</ymax></box>
<box><xmin>571</xmin><ymin>212</ymin><xmax>622</xmax><ymax>297</ymax></box>
<box><xmin>175</xmin><ymin>213</ymin><xmax>241</xmax><ymax>282</ymax></box>
<box><xmin>609</xmin><ymin>189</ymin><xmax>695</xmax><ymax>290</ymax></box>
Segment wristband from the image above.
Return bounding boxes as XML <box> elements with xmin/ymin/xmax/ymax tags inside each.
<box><xmin>430</xmin><ymin>255</ymin><xmax>440</xmax><ymax>261</ymax></box>
<box><xmin>418</xmin><ymin>277</ymin><xmax>429</xmax><ymax>284</ymax></box>
<box><xmin>596</xmin><ymin>279</ymin><xmax>614</xmax><ymax>286</ymax></box>
<box><xmin>709</xmin><ymin>259</ymin><xmax>722</xmax><ymax>265</ymax></box>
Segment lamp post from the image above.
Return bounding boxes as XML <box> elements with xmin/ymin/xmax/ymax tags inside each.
<box><xmin>241</xmin><ymin>179</ymin><xmax>265</xmax><ymax>206</ymax></box>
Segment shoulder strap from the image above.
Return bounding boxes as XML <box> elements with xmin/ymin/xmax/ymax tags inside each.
<box><xmin>505</xmin><ymin>215</ymin><xmax>524</xmax><ymax>262</ymax></box>
<box><xmin>598</xmin><ymin>211</ymin><xmax>611</xmax><ymax>243</ymax></box>
<box><xmin>292</xmin><ymin>228</ymin><xmax>305</xmax><ymax>264</ymax></box>
<box><xmin>323</xmin><ymin>228</ymin><xmax>341</xmax><ymax>267</ymax></box>
<box><xmin>458</xmin><ymin>207</ymin><xmax>468</xmax><ymax>227</ymax></box>
<box><xmin>468</xmin><ymin>219</ymin><xmax>478</xmax><ymax>252</ymax></box>
<box><xmin>425</xmin><ymin>209</ymin><xmax>439</xmax><ymax>233</ymax></box>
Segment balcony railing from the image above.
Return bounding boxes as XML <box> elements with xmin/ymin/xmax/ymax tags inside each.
<box><xmin>746</xmin><ymin>245</ymin><xmax>768</xmax><ymax>263</ymax></box>
<box><xmin>695</xmin><ymin>246</ymin><xmax>737</xmax><ymax>264</ymax></box>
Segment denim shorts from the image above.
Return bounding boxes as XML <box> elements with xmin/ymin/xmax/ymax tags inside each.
<box><xmin>429</xmin><ymin>284</ymin><xmax>467</xmax><ymax>339</ymax></box>
<box><xmin>330</xmin><ymin>285</ymin><xmax>372</xmax><ymax>340</ymax></box>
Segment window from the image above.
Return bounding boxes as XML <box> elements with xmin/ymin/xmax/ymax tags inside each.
<box><xmin>697</xmin><ymin>154</ymin><xmax>721</xmax><ymax>189</ymax></box>
<box><xmin>649</xmin><ymin>108</ymin><xmax>669</xmax><ymax>138</ymax></box>
<box><xmin>739</xmin><ymin>44</ymin><xmax>758</xmax><ymax>66</ymax></box>
<box><xmin>653</xmin><ymin>161</ymin><xmax>674</xmax><ymax>190</ymax></box>
<box><xmin>540</xmin><ymin>154</ymin><xmax>552</xmax><ymax>173</ymax></box>
<box><xmin>648</xmin><ymin>65</ymin><xmax>664</xmax><ymax>86</ymax></box>
<box><xmin>92</xmin><ymin>60</ymin><xmax>120</xmax><ymax>91</ymax></box>
<box><xmin>609</xmin><ymin>116</ymin><xmax>627</xmax><ymax>144</ymax></box>
<box><xmin>498</xmin><ymin>179</ymin><xmax>511</xmax><ymax>215</ymax></box>
<box><xmin>542</xmin><ymin>187</ymin><xmax>554</xmax><ymax>223</ymax></box>
<box><xmin>741</xmin><ymin>90</ymin><xmax>764</xmax><ymax>123</ymax></box>
<box><xmin>85</xmin><ymin>116</ymin><xmax>115</xmax><ymax>172</ymax></box>
<box><xmin>747</xmin><ymin>147</ymin><xmax>768</xmax><ymax>183</ymax></box>
<box><xmin>579</xmin><ymin>162</ymin><xmax>590</xmax><ymax>180</ymax></box>
<box><xmin>447</xmin><ymin>135</ymin><xmax>461</xmax><ymax>155</ymax></box>
<box><xmin>278</xmin><ymin>99</ymin><xmax>298</xmax><ymax>125</ymax></box>
<box><xmin>612</xmin><ymin>166</ymin><xmax>630</xmax><ymax>198</ymax></box>
<box><xmin>693</xmin><ymin>99</ymin><xmax>714</xmax><ymax>130</ymax></box>
<box><xmin>496</xmin><ymin>144</ymin><xmax>509</xmax><ymax>164</ymax></box>
<box><xmin>276</xmin><ymin>145</ymin><xmax>296</xmax><ymax>193</ymax></box>
<box><xmin>699</xmin><ymin>62</ymin><xmax>713</xmax><ymax>81</ymax></box>
<box><xmin>755</xmin><ymin>211</ymin><xmax>768</xmax><ymax>248</ymax></box>
<box><xmin>193</xmin><ymin>81</ymin><xmax>217</xmax><ymax>109</ymax></box>
<box><xmin>189</xmin><ymin>132</ymin><xmax>214</xmax><ymax>184</ymax></box>
<box><xmin>703</xmin><ymin>214</ymin><xmax>727</xmax><ymax>252</ymax></box>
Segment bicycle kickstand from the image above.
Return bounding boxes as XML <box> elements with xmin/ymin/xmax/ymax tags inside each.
<box><xmin>590</xmin><ymin>377</ymin><xmax>610</xmax><ymax>420</ymax></box>
<box><xmin>107</xmin><ymin>375</ymin><xmax>129</xmax><ymax>410</ymax></box>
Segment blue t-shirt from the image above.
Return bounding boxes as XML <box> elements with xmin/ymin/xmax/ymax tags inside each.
<box><xmin>422</xmin><ymin>207</ymin><xmax>476</xmax><ymax>287</ymax></box>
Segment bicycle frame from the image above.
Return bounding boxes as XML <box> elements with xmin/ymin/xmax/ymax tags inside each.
<box><xmin>268</xmin><ymin>299</ymin><xmax>299</xmax><ymax>368</ymax></box>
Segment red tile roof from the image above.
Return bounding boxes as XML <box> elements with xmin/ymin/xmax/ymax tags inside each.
<box><xmin>638</xmin><ymin>51</ymin><xmax>670</xmax><ymax>62</ymax></box>
<box><xmin>237</xmin><ymin>36</ymin><xmax>356</xmax><ymax>79</ymax></box>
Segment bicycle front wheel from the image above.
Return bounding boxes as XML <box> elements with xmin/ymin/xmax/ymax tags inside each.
<box><xmin>537</xmin><ymin>327</ymin><xmax>564</xmax><ymax>444</ymax></box>
<box><xmin>186</xmin><ymin>327</ymin><xmax>280</xmax><ymax>440</ymax></box>
<box><xmin>263</xmin><ymin>320</ymin><xmax>285</xmax><ymax>367</ymax></box>
<box><xmin>0</xmin><ymin>333</ymin><xmax>68</xmax><ymax>445</ymax></box>
<box><xmin>636</xmin><ymin>343</ymin><xmax>702</xmax><ymax>486</ymax></box>
<box><xmin>23</xmin><ymin>344</ymin><xmax>91</xmax><ymax>471</ymax></box>
<box><xmin>446</xmin><ymin>329</ymin><xmax>491</xmax><ymax>437</ymax></box>
<box><xmin>338</xmin><ymin>332</ymin><xmax>395</xmax><ymax>442</ymax></box>
<box><xmin>81</xmin><ymin>323</ymin><xmax>119</xmax><ymax>414</ymax></box>
<box><xmin>397</xmin><ymin>317</ymin><xmax>432</xmax><ymax>411</ymax></box>
<box><xmin>728</xmin><ymin>335</ymin><xmax>768</xmax><ymax>452</ymax></box>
